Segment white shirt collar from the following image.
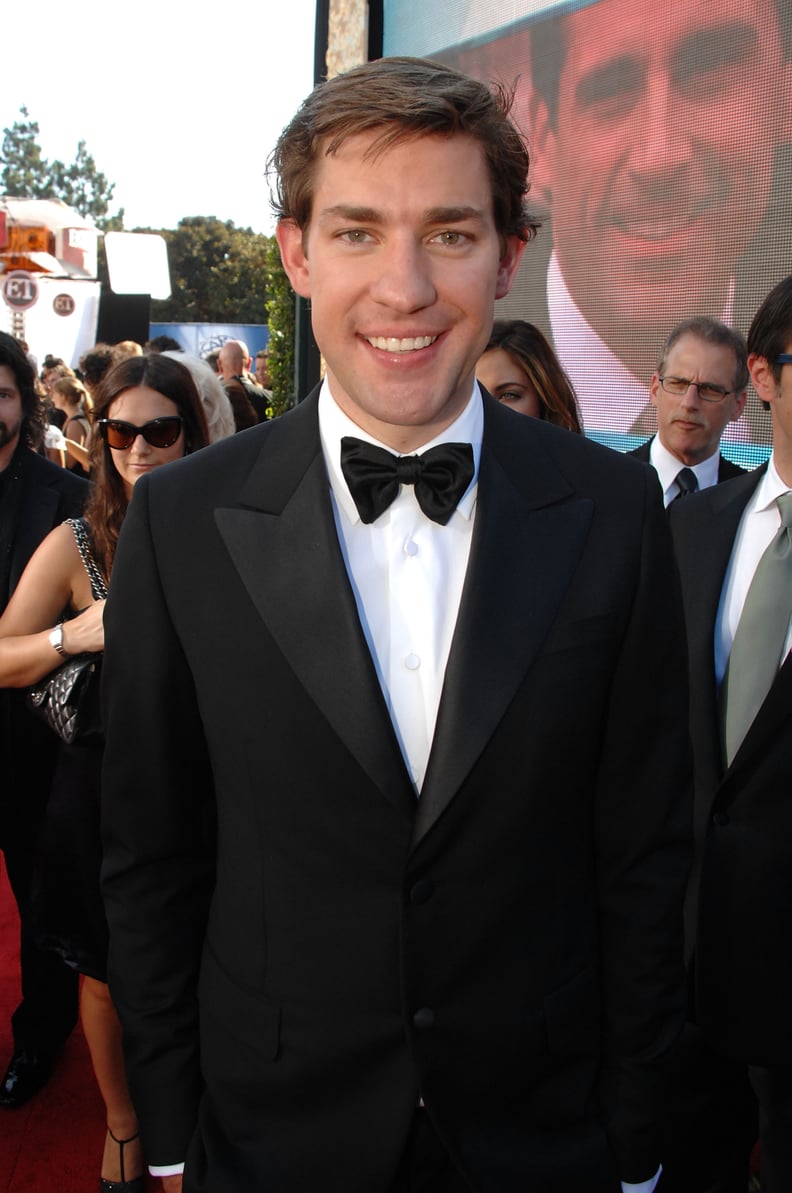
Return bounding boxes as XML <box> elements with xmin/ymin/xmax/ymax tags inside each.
<box><xmin>754</xmin><ymin>453</ymin><xmax>792</xmax><ymax>513</ymax></box>
<box><xmin>318</xmin><ymin>379</ymin><xmax>483</xmax><ymax>526</ymax></box>
<box><xmin>649</xmin><ymin>435</ymin><xmax>721</xmax><ymax>502</ymax></box>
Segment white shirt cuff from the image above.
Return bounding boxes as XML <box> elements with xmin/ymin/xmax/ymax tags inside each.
<box><xmin>149</xmin><ymin>1163</ymin><xmax>185</xmax><ymax>1176</ymax></box>
<box><xmin>622</xmin><ymin>1164</ymin><xmax>662</xmax><ymax>1193</ymax></box>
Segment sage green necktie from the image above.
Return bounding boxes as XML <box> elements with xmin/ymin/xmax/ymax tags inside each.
<box><xmin>722</xmin><ymin>490</ymin><xmax>792</xmax><ymax>765</ymax></box>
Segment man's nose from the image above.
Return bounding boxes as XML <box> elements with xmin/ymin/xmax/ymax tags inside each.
<box><xmin>369</xmin><ymin>237</ymin><xmax>437</xmax><ymax>312</ymax></box>
<box><xmin>679</xmin><ymin>381</ymin><xmax>704</xmax><ymax>409</ymax></box>
<box><xmin>628</xmin><ymin>68</ymin><xmax>693</xmax><ymax>180</ymax></box>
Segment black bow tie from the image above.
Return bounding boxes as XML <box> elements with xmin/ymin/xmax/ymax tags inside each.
<box><xmin>339</xmin><ymin>436</ymin><xmax>475</xmax><ymax>525</ymax></box>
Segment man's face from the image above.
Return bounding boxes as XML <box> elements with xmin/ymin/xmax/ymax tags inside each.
<box><xmin>532</xmin><ymin>0</ymin><xmax>789</xmax><ymax>337</ymax></box>
<box><xmin>276</xmin><ymin>131</ymin><xmax>524</xmax><ymax>451</ymax></box>
<box><xmin>650</xmin><ymin>334</ymin><xmax>746</xmax><ymax>464</ymax></box>
<box><xmin>0</xmin><ymin>365</ymin><xmax>23</xmax><ymax>464</ymax></box>
<box><xmin>255</xmin><ymin>353</ymin><xmax>271</xmax><ymax>388</ymax></box>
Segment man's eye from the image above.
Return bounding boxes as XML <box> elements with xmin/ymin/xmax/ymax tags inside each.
<box><xmin>340</xmin><ymin>229</ymin><xmax>372</xmax><ymax>244</ymax></box>
<box><xmin>699</xmin><ymin>384</ymin><xmax>729</xmax><ymax>400</ymax></box>
<box><xmin>432</xmin><ymin>230</ymin><xmax>467</xmax><ymax>246</ymax></box>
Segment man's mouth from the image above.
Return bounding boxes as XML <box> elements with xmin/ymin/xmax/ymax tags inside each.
<box><xmin>610</xmin><ymin>201</ymin><xmax>714</xmax><ymax>242</ymax></box>
<box><xmin>365</xmin><ymin>335</ymin><xmax>438</xmax><ymax>353</ymax></box>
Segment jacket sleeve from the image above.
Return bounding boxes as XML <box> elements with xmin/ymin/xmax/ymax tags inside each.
<box><xmin>101</xmin><ymin>475</ymin><xmax>215</xmax><ymax>1165</ymax></box>
<box><xmin>594</xmin><ymin>467</ymin><xmax>693</xmax><ymax>1182</ymax></box>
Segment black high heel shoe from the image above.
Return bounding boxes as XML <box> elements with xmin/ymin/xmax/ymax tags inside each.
<box><xmin>99</xmin><ymin>1127</ymin><xmax>145</xmax><ymax>1193</ymax></box>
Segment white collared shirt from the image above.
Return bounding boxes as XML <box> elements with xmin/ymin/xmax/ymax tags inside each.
<box><xmin>318</xmin><ymin>380</ymin><xmax>481</xmax><ymax>792</ymax></box>
<box><xmin>649</xmin><ymin>436</ymin><xmax>721</xmax><ymax>507</ymax></box>
<box><xmin>715</xmin><ymin>455</ymin><xmax>792</xmax><ymax>686</ymax></box>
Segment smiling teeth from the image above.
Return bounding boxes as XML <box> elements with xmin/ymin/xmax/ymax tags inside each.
<box><xmin>366</xmin><ymin>335</ymin><xmax>438</xmax><ymax>352</ymax></box>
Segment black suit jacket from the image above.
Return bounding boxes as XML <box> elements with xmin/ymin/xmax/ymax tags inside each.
<box><xmin>102</xmin><ymin>391</ymin><xmax>691</xmax><ymax>1192</ymax></box>
<box><xmin>1</xmin><ymin>449</ymin><xmax>88</xmax><ymax>794</ymax></box>
<box><xmin>670</xmin><ymin>468</ymin><xmax>792</xmax><ymax>1066</ymax></box>
<box><xmin>2</xmin><ymin>448</ymin><xmax>88</xmax><ymax>602</ymax></box>
<box><xmin>628</xmin><ymin>438</ymin><xmax>745</xmax><ymax>486</ymax></box>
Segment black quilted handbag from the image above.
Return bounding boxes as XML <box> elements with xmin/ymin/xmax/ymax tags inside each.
<box><xmin>25</xmin><ymin>518</ymin><xmax>107</xmax><ymax>747</ymax></box>
<box><xmin>26</xmin><ymin>652</ymin><xmax>103</xmax><ymax>746</ymax></box>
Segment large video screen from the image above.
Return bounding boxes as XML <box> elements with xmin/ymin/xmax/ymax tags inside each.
<box><xmin>383</xmin><ymin>0</ymin><xmax>791</xmax><ymax>466</ymax></box>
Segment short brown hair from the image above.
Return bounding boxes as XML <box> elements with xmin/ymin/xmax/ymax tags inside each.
<box><xmin>269</xmin><ymin>56</ymin><xmax>536</xmax><ymax>242</ymax></box>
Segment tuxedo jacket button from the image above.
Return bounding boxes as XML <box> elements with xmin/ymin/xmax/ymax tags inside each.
<box><xmin>713</xmin><ymin>811</ymin><xmax>730</xmax><ymax>827</ymax></box>
<box><xmin>410</xmin><ymin>879</ymin><xmax>435</xmax><ymax>904</ymax></box>
<box><xmin>413</xmin><ymin>1007</ymin><xmax>435</xmax><ymax>1031</ymax></box>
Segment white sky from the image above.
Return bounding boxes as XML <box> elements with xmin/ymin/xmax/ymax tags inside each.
<box><xmin>2</xmin><ymin>0</ymin><xmax>318</xmax><ymax>236</ymax></box>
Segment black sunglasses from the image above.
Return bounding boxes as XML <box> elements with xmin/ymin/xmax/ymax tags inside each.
<box><xmin>98</xmin><ymin>416</ymin><xmax>184</xmax><ymax>450</ymax></box>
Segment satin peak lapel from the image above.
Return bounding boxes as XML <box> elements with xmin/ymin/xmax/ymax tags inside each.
<box><xmin>414</xmin><ymin>416</ymin><xmax>593</xmax><ymax>848</ymax></box>
<box><xmin>215</xmin><ymin>403</ymin><xmax>414</xmax><ymax>821</ymax></box>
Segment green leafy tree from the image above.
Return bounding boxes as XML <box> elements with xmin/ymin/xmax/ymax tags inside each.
<box><xmin>1</xmin><ymin>106</ymin><xmax>124</xmax><ymax>230</ymax></box>
<box><xmin>146</xmin><ymin>216</ymin><xmax>269</xmax><ymax>325</ymax></box>
<box><xmin>265</xmin><ymin>236</ymin><xmax>297</xmax><ymax>416</ymax></box>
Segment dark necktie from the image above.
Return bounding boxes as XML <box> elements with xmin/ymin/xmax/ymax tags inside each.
<box><xmin>672</xmin><ymin>467</ymin><xmax>698</xmax><ymax>502</ymax></box>
<box><xmin>340</xmin><ymin>436</ymin><xmax>474</xmax><ymax>526</ymax></box>
<box><xmin>721</xmin><ymin>491</ymin><xmax>792</xmax><ymax>765</ymax></box>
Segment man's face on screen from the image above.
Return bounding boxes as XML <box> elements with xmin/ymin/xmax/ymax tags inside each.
<box><xmin>533</xmin><ymin>0</ymin><xmax>790</xmax><ymax>341</ymax></box>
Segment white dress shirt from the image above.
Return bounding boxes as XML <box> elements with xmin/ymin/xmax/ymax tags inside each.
<box><xmin>649</xmin><ymin>435</ymin><xmax>721</xmax><ymax>507</ymax></box>
<box><xmin>715</xmin><ymin>455</ymin><xmax>792</xmax><ymax>687</ymax></box>
<box><xmin>319</xmin><ymin>379</ymin><xmax>480</xmax><ymax>792</ymax></box>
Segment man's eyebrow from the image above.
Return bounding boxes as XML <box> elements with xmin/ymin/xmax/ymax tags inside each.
<box><xmin>673</xmin><ymin>24</ymin><xmax>759</xmax><ymax>79</ymax></box>
<box><xmin>423</xmin><ymin>206</ymin><xmax>489</xmax><ymax>225</ymax></box>
<box><xmin>316</xmin><ymin>204</ymin><xmax>489</xmax><ymax>226</ymax></box>
<box><xmin>317</xmin><ymin>205</ymin><xmax>382</xmax><ymax>225</ymax></box>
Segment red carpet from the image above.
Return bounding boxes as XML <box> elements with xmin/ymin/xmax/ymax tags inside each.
<box><xmin>0</xmin><ymin>856</ymin><xmax>158</xmax><ymax>1192</ymax></box>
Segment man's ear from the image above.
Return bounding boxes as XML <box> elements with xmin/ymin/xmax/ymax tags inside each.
<box><xmin>275</xmin><ymin>219</ymin><xmax>311</xmax><ymax>299</ymax></box>
<box><xmin>527</xmin><ymin>91</ymin><xmax>556</xmax><ymax>205</ymax></box>
<box><xmin>730</xmin><ymin>388</ymin><xmax>748</xmax><ymax>422</ymax></box>
<box><xmin>495</xmin><ymin>235</ymin><xmax>527</xmax><ymax>299</ymax></box>
<box><xmin>748</xmin><ymin>353</ymin><xmax>777</xmax><ymax>407</ymax></box>
<box><xmin>649</xmin><ymin>372</ymin><xmax>661</xmax><ymax>408</ymax></box>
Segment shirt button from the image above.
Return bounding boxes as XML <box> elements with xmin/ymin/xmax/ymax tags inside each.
<box><xmin>404</xmin><ymin>540</ymin><xmax>419</xmax><ymax>557</ymax></box>
<box><xmin>404</xmin><ymin>653</ymin><xmax>420</xmax><ymax>670</ymax></box>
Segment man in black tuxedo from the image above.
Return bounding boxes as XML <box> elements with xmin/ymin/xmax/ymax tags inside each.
<box><xmin>102</xmin><ymin>57</ymin><xmax>691</xmax><ymax>1193</ymax></box>
<box><xmin>0</xmin><ymin>332</ymin><xmax>84</xmax><ymax>1107</ymax></box>
<box><xmin>670</xmin><ymin>276</ymin><xmax>792</xmax><ymax>1190</ymax></box>
<box><xmin>629</xmin><ymin>319</ymin><xmax>747</xmax><ymax>506</ymax></box>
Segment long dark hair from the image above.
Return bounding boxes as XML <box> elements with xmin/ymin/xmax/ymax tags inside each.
<box><xmin>0</xmin><ymin>332</ymin><xmax>47</xmax><ymax>450</ymax></box>
<box><xmin>84</xmin><ymin>354</ymin><xmax>210</xmax><ymax>581</ymax></box>
<box><xmin>484</xmin><ymin>320</ymin><xmax>582</xmax><ymax>434</ymax></box>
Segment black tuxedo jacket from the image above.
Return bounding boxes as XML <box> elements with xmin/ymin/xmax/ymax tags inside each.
<box><xmin>670</xmin><ymin>468</ymin><xmax>792</xmax><ymax>1066</ymax></box>
<box><xmin>628</xmin><ymin>438</ymin><xmax>745</xmax><ymax>485</ymax></box>
<box><xmin>2</xmin><ymin>448</ymin><xmax>88</xmax><ymax>602</ymax></box>
<box><xmin>2</xmin><ymin>448</ymin><xmax>87</xmax><ymax>789</ymax></box>
<box><xmin>102</xmin><ymin>391</ymin><xmax>691</xmax><ymax>1192</ymax></box>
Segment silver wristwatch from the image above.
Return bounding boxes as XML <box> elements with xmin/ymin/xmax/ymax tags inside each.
<box><xmin>49</xmin><ymin>625</ymin><xmax>69</xmax><ymax>658</ymax></box>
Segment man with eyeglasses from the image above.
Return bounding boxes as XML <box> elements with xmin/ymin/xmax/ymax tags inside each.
<box><xmin>628</xmin><ymin>318</ymin><xmax>747</xmax><ymax>505</ymax></box>
<box><xmin>667</xmin><ymin>276</ymin><xmax>792</xmax><ymax>1191</ymax></box>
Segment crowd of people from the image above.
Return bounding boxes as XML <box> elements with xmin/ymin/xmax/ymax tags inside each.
<box><xmin>0</xmin><ymin>50</ymin><xmax>790</xmax><ymax>1193</ymax></box>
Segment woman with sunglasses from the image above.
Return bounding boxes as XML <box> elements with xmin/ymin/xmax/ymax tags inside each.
<box><xmin>0</xmin><ymin>353</ymin><xmax>209</xmax><ymax>1191</ymax></box>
